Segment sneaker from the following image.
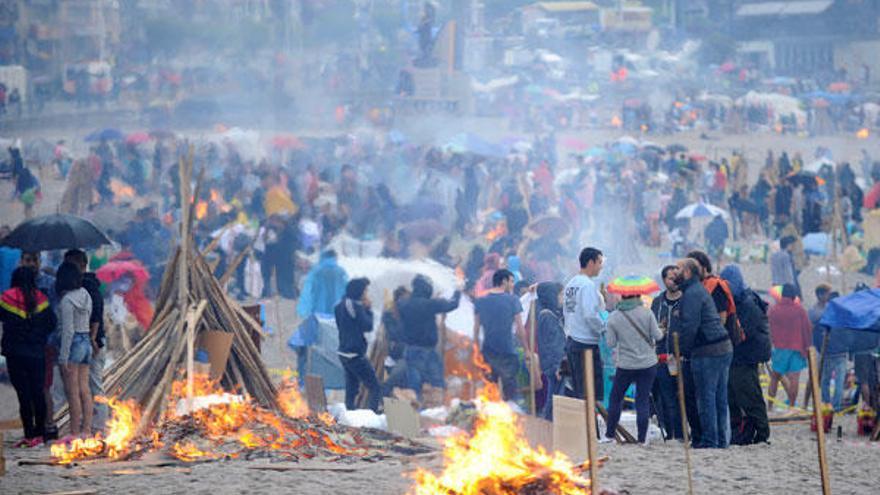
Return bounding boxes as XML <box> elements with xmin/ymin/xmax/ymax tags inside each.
<box><xmin>641</xmin><ymin>438</ymin><xmax>650</xmax><ymax>447</ymax></box>
<box><xmin>13</xmin><ymin>438</ymin><xmax>30</xmax><ymax>448</ymax></box>
<box><xmin>27</xmin><ymin>436</ymin><xmax>45</xmax><ymax>448</ymax></box>
<box><xmin>598</xmin><ymin>436</ymin><xmax>615</xmax><ymax>444</ymax></box>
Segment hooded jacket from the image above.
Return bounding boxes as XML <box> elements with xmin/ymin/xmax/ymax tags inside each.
<box><xmin>335</xmin><ymin>280</ymin><xmax>374</xmax><ymax>356</ymax></box>
<box><xmin>398</xmin><ymin>275</ymin><xmax>461</xmax><ymax>348</ymax></box>
<box><xmin>720</xmin><ymin>265</ymin><xmax>772</xmax><ymax>365</ymax></box>
<box><xmin>671</xmin><ymin>276</ymin><xmax>732</xmax><ymax>358</ymax></box>
<box><xmin>58</xmin><ymin>287</ymin><xmax>92</xmax><ymax>365</ymax></box>
<box><xmin>651</xmin><ymin>290</ymin><xmax>681</xmax><ymax>360</ymax></box>
<box><xmin>0</xmin><ymin>287</ymin><xmax>55</xmax><ymax>358</ymax></box>
<box><xmin>536</xmin><ymin>282</ymin><xmax>565</xmax><ymax>375</ymax></box>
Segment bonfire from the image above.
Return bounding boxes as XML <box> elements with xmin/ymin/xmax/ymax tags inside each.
<box><xmin>410</xmin><ymin>348</ymin><xmax>604</xmax><ymax>495</ymax></box>
<box><xmin>51</xmin><ymin>373</ymin><xmax>430</xmax><ymax>465</ymax></box>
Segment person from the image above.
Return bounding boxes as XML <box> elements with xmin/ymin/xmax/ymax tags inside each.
<box><xmin>767</xmin><ymin>284</ymin><xmax>811</xmax><ymax>410</ymax></box>
<box><xmin>686</xmin><ymin>250</ymin><xmax>738</xmax><ymax>340</ymax></box>
<box><xmin>651</xmin><ymin>265</ymin><xmax>683</xmax><ymax>440</ymax></box>
<box><xmin>535</xmin><ymin>282</ymin><xmax>565</xmax><ymax>420</ymax></box>
<box><xmin>381</xmin><ymin>286</ymin><xmax>410</xmax><ymax>397</ymax></box>
<box><xmin>808</xmin><ymin>284</ymin><xmax>833</xmax><ymax>328</ymax></box>
<box><xmin>0</xmin><ymin>267</ymin><xmax>56</xmax><ymax>447</ymax></box>
<box><xmin>770</xmin><ymin>236</ymin><xmax>799</xmax><ymax>294</ymax></box>
<box><xmin>812</xmin><ymin>292</ymin><xmax>848</xmax><ymax>411</ymax></box>
<box><xmin>603</xmin><ymin>292</ymin><xmax>663</xmax><ymax>444</ymax></box>
<box><xmin>670</xmin><ymin>258</ymin><xmax>733</xmax><ymax>449</ymax></box>
<box><xmin>56</xmin><ymin>261</ymin><xmax>94</xmax><ymax>440</ymax></box>
<box><xmin>294</xmin><ymin>250</ymin><xmax>348</xmax><ymax>385</ymax></box>
<box><xmin>704</xmin><ymin>214</ymin><xmax>729</xmax><ymax>261</ymax></box>
<box><xmin>64</xmin><ymin>249</ymin><xmax>107</xmax><ymax>431</ymax></box>
<box><xmin>719</xmin><ymin>264</ymin><xmax>772</xmax><ymax>445</ymax></box>
<box><xmin>473</xmin><ymin>269</ymin><xmax>527</xmax><ymax>401</ymax></box>
<box><xmin>398</xmin><ymin>274</ymin><xmax>461</xmax><ymax>399</ymax></box>
<box><xmin>0</xmin><ymin>225</ymin><xmax>21</xmax><ymax>292</ymax></box>
<box><xmin>563</xmin><ymin>247</ymin><xmax>606</xmax><ymax>402</ymax></box>
<box><xmin>20</xmin><ymin>251</ymin><xmax>59</xmax><ymax>439</ymax></box>
<box><xmin>334</xmin><ymin>278</ymin><xmax>381</xmax><ymax>413</ymax></box>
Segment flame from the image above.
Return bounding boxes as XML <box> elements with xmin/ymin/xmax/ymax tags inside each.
<box><xmin>277</xmin><ymin>370</ymin><xmax>309</xmax><ymax>419</ymax></box>
<box><xmin>171</xmin><ymin>441</ymin><xmax>218</xmax><ymax>462</ymax></box>
<box><xmin>857</xmin><ymin>128</ymin><xmax>870</xmax><ymax>139</ymax></box>
<box><xmin>410</xmin><ymin>350</ymin><xmax>594</xmax><ymax>494</ymax></box>
<box><xmin>610</xmin><ymin>115</ymin><xmax>622</xmax><ymax>128</ymax></box>
<box><xmin>50</xmin><ymin>397</ymin><xmax>141</xmax><ymax>465</ymax></box>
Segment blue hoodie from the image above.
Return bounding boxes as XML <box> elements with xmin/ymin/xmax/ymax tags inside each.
<box><xmin>297</xmin><ymin>251</ymin><xmax>348</xmax><ymax>318</ymax></box>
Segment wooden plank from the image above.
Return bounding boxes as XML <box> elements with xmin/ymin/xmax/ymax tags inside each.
<box><xmin>305</xmin><ymin>374</ymin><xmax>327</xmax><ymax>414</ymax></box>
<box><xmin>520</xmin><ymin>414</ymin><xmax>553</xmax><ymax>452</ymax></box>
<box><xmin>40</xmin><ymin>491</ymin><xmax>97</xmax><ymax>495</ymax></box>
<box><xmin>583</xmin><ymin>349</ymin><xmax>599</xmax><ymax>494</ymax></box>
<box><xmin>808</xmin><ymin>347</ymin><xmax>832</xmax><ymax>495</ymax></box>
<box><xmin>197</xmin><ymin>330</ymin><xmax>234</xmax><ymax>380</ymax></box>
<box><xmin>0</xmin><ymin>418</ymin><xmax>22</xmax><ymax>430</ymax></box>
<box><xmin>1</xmin><ymin>431</ymin><xmax>5</xmax><ymax>477</ymax></box>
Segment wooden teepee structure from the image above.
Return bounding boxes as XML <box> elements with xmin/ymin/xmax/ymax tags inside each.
<box><xmin>57</xmin><ymin>148</ymin><xmax>277</xmax><ymax>430</ymax></box>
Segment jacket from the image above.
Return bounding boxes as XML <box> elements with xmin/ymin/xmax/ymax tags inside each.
<box><xmin>671</xmin><ymin>276</ymin><xmax>732</xmax><ymax>358</ymax></box>
<box><xmin>768</xmin><ymin>297</ymin><xmax>811</xmax><ymax>356</ymax></box>
<box><xmin>58</xmin><ymin>288</ymin><xmax>93</xmax><ymax>365</ymax></box>
<box><xmin>563</xmin><ymin>274</ymin><xmax>605</xmax><ymax>345</ymax></box>
<box><xmin>0</xmin><ymin>287</ymin><xmax>55</xmax><ymax>359</ymax></box>
<box><xmin>731</xmin><ymin>290</ymin><xmax>772</xmax><ymax>365</ymax></box>
<box><xmin>297</xmin><ymin>253</ymin><xmax>348</xmax><ymax>318</ymax></box>
<box><xmin>606</xmin><ymin>302</ymin><xmax>663</xmax><ymax>370</ymax></box>
<box><xmin>82</xmin><ymin>273</ymin><xmax>105</xmax><ymax>348</ymax></box>
<box><xmin>398</xmin><ymin>277</ymin><xmax>460</xmax><ymax>348</ymax></box>
<box><xmin>334</xmin><ymin>298</ymin><xmax>374</xmax><ymax>356</ymax></box>
<box><xmin>535</xmin><ymin>282</ymin><xmax>565</xmax><ymax>375</ymax></box>
<box><xmin>650</xmin><ymin>291</ymin><xmax>680</xmax><ymax>360</ymax></box>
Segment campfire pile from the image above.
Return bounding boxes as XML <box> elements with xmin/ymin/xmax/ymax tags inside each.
<box><xmin>52</xmin><ymin>374</ymin><xmax>432</xmax><ymax>465</ymax></box>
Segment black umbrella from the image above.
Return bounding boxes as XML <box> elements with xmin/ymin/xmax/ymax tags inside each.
<box><xmin>1</xmin><ymin>214</ymin><xmax>113</xmax><ymax>251</ymax></box>
<box><xmin>786</xmin><ymin>171</ymin><xmax>825</xmax><ymax>188</ymax></box>
<box><xmin>667</xmin><ymin>143</ymin><xmax>688</xmax><ymax>154</ymax></box>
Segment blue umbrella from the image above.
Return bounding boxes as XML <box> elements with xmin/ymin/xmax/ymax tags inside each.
<box><xmin>675</xmin><ymin>202</ymin><xmax>730</xmax><ymax>220</ymax></box>
<box><xmin>85</xmin><ymin>128</ymin><xmax>125</xmax><ymax>142</ymax></box>
<box><xmin>819</xmin><ymin>289</ymin><xmax>880</xmax><ymax>332</ymax></box>
<box><xmin>584</xmin><ymin>146</ymin><xmax>607</xmax><ymax>157</ymax></box>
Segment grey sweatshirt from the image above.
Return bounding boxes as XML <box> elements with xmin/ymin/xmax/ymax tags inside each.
<box><xmin>563</xmin><ymin>274</ymin><xmax>605</xmax><ymax>345</ymax></box>
<box><xmin>605</xmin><ymin>305</ymin><xmax>663</xmax><ymax>370</ymax></box>
<box><xmin>58</xmin><ymin>288</ymin><xmax>92</xmax><ymax>365</ymax></box>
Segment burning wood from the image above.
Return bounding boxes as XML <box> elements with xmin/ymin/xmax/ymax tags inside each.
<box><xmin>51</xmin><ymin>374</ymin><xmax>432</xmax><ymax>466</ymax></box>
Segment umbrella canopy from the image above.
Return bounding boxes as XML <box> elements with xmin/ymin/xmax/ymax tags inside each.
<box><xmin>1</xmin><ymin>214</ymin><xmax>113</xmax><ymax>251</ymax></box>
<box><xmin>85</xmin><ymin>128</ymin><xmax>124</xmax><ymax>142</ymax></box>
<box><xmin>607</xmin><ymin>275</ymin><xmax>660</xmax><ymax>296</ymax></box>
<box><xmin>667</xmin><ymin>143</ymin><xmax>688</xmax><ymax>154</ymax></box>
<box><xmin>125</xmin><ymin>131</ymin><xmax>151</xmax><ymax>145</ymax></box>
<box><xmin>561</xmin><ymin>136</ymin><xmax>589</xmax><ymax>151</ymax></box>
<box><xmin>819</xmin><ymin>289</ymin><xmax>880</xmax><ymax>332</ymax></box>
<box><xmin>675</xmin><ymin>202</ymin><xmax>730</xmax><ymax>220</ymax></box>
<box><xmin>786</xmin><ymin>170</ymin><xmax>826</xmax><ymax>187</ymax></box>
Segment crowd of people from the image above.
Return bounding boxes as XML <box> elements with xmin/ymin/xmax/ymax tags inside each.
<box><xmin>1</xmin><ymin>122</ymin><xmax>879</xmax><ymax>449</ymax></box>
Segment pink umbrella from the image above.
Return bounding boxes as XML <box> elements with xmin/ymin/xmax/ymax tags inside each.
<box><xmin>125</xmin><ymin>132</ymin><xmax>151</xmax><ymax>145</ymax></box>
<box><xmin>271</xmin><ymin>134</ymin><xmax>305</xmax><ymax>150</ymax></box>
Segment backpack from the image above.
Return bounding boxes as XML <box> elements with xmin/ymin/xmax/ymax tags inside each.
<box><xmin>704</xmin><ymin>276</ymin><xmax>746</xmax><ymax>346</ymax></box>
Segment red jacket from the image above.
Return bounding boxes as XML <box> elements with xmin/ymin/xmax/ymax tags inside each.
<box><xmin>768</xmin><ymin>297</ymin><xmax>812</xmax><ymax>355</ymax></box>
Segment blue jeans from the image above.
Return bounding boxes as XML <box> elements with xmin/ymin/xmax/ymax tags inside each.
<box><xmin>821</xmin><ymin>353</ymin><xmax>847</xmax><ymax>411</ymax></box>
<box><xmin>540</xmin><ymin>372</ymin><xmax>564</xmax><ymax>420</ymax></box>
<box><xmin>404</xmin><ymin>346</ymin><xmax>445</xmax><ymax>397</ymax></box>
<box><xmin>691</xmin><ymin>352</ymin><xmax>733</xmax><ymax>448</ymax></box>
<box><xmin>606</xmin><ymin>365</ymin><xmax>657</xmax><ymax>443</ymax></box>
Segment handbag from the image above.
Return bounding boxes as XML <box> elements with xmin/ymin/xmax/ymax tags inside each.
<box><xmin>619</xmin><ymin>310</ymin><xmax>654</xmax><ymax>347</ymax></box>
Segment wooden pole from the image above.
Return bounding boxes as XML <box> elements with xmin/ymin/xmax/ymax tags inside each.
<box><xmin>672</xmin><ymin>334</ymin><xmax>695</xmax><ymax>495</ymax></box>
<box><xmin>179</xmin><ymin>147</ymin><xmax>192</xmax><ymax>407</ymax></box>
<box><xmin>805</xmin><ymin>330</ymin><xmax>830</xmax><ymax>411</ymax></box>
<box><xmin>582</xmin><ymin>349</ymin><xmax>599</xmax><ymax>494</ymax></box>
<box><xmin>808</xmin><ymin>346</ymin><xmax>832</xmax><ymax>495</ymax></box>
<box><xmin>1</xmin><ymin>431</ymin><xmax>5</xmax><ymax>477</ymax></box>
<box><xmin>528</xmin><ymin>300</ymin><xmax>537</xmax><ymax>416</ymax></box>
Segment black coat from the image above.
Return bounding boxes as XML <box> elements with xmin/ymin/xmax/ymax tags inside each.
<box><xmin>671</xmin><ymin>277</ymin><xmax>731</xmax><ymax>358</ymax></box>
<box><xmin>731</xmin><ymin>290</ymin><xmax>772</xmax><ymax>365</ymax></box>
<box><xmin>82</xmin><ymin>273</ymin><xmax>105</xmax><ymax>348</ymax></box>
<box><xmin>335</xmin><ymin>298</ymin><xmax>374</xmax><ymax>356</ymax></box>
<box><xmin>398</xmin><ymin>279</ymin><xmax>460</xmax><ymax>348</ymax></box>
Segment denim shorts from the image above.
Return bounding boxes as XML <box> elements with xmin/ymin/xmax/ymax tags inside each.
<box><xmin>68</xmin><ymin>333</ymin><xmax>92</xmax><ymax>365</ymax></box>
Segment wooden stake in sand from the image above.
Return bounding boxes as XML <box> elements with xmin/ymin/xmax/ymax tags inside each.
<box><xmin>528</xmin><ymin>299</ymin><xmax>537</xmax><ymax>416</ymax></box>
<box><xmin>672</xmin><ymin>334</ymin><xmax>695</xmax><ymax>495</ymax></box>
<box><xmin>1</xmin><ymin>431</ymin><xmax>5</xmax><ymax>477</ymax></box>
<box><xmin>582</xmin><ymin>349</ymin><xmax>599</xmax><ymax>493</ymax></box>
<box><xmin>178</xmin><ymin>147</ymin><xmax>193</xmax><ymax>407</ymax></box>
<box><xmin>808</xmin><ymin>346</ymin><xmax>832</xmax><ymax>495</ymax></box>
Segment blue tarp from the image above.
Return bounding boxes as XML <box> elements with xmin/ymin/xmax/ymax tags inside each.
<box><xmin>819</xmin><ymin>288</ymin><xmax>880</xmax><ymax>332</ymax></box>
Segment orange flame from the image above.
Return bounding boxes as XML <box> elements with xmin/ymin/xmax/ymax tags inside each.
<box><xmin>171</xmin><ymin>441</ymin><xmax>218</xmax><ymax>462</ymax></box>
<box><xmin>857</xmin><ymin>128</ymin><xmax>870</xmax><ymax>139</ymax></box>
<box><xmin>410</xmin><ymin>346</ymin><xmax>593</xmax><ymax>494</ymax></box>
<box><xmin>277</xmin><ymin>370</ymin><xmax>309</xmax><ymax>419</ymax></box>
<box><xmin>51</xmin><ymin>397</ymin><xmax>141</xmax><ymax>464</ymax></box>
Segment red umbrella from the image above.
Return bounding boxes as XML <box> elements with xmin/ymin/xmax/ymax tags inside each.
<box><xmin>828</xmin><ymin>82</ymin><xmax>850</xmax><ymax>93</ymax></box>
<box><xmin>271</xmin><ymin>134</ymin><xmax>305</xmax><ymax>150</ymax></box>
<box><xmin>689</xmin><ymin>153</ymin><xmax>707</xmax><ymax>162</ymax></box>
<box><xmin>561</xmin><ymin>136</ymin><xmax>589</xmax><ymax>151</ymax></box>
<box><xmin>125</xmin><ymin>132</ymin><xmax>151</xmax><ymax>145</ymax></box>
